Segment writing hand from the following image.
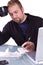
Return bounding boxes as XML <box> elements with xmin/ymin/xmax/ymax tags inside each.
<box><xmin>22</xmin><ymin>41</ymin><xmax>35</xmax><ymax>52</ymax></box>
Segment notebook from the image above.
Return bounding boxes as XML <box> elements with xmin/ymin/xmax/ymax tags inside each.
<box><xmin>26</xmin><ymin>27</ymin><xmax>43</xmax><ymax>64</ymax></box>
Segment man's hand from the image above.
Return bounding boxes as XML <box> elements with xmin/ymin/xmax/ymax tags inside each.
<box><xmin>22</xmin><ymin>41</ymin><xmax>35</xmax><ymax>52</ymax></box>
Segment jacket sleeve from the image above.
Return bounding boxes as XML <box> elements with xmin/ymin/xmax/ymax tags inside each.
<box><xmin>30</xmin><ymin>18</ymin><xmax>43</xmax><ymax>50</ymax></box>
<box><xmin>0</xmin><ymin>22</ymin><xmax>11</xmax><ymax>45</ymax></box>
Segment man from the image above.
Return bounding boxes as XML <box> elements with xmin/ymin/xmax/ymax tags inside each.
<box><xmin>0</xmin><ymin>0</ymin><xmax>43</xmax><ymax>51</ymax></box>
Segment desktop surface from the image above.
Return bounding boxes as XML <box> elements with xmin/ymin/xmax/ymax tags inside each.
<box><xmin>0</xmin><ymin>45</ymin><xmax>30</xmax><ymax>65</ymax></box>
<box><xmin>0</xmin><ymin>45</ymin><xmax>43</xmax><ymax>65</ymax></box>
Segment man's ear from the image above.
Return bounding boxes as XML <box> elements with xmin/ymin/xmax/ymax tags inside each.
<box><xmin>21</xmin><ymin>7</ymin><xmax>24</xmax><ymax>13</ymax></box>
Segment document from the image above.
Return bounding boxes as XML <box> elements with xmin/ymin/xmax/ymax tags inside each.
<box><xmin>0</xmin><ymin>47</ymin><xmax>28</xmax><ymax>57</ymax></box>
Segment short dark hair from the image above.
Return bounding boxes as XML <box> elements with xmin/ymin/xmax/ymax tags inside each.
<box><xmin>7</xmin><ymin>0</ymin><xmax>23</xmax><ymax>9</ymax></box>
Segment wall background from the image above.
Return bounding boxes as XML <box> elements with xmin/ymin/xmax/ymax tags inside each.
<box><xmin>0</xmin><ymin>0</ymin><xmax>43</xmax><ymax>45</ymax></box>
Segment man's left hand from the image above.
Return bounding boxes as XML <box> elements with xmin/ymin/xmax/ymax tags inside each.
<box><xmin>22</xmin><ymin>41</ymin><xmax>35</xmax><ymax>52</ymax></box>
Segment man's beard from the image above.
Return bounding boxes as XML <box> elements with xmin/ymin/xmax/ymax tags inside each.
<box><xmin>13</xmin><ymin>18</ymin><xmax>23</xmax><ymax>23</ymax></box>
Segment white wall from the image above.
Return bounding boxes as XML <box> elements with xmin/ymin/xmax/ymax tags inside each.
<box><xmin>20</xmin><ymin>0</ymin><xmax>43</xmax><ymax>18</ymax></box>
<box><xmin>0</xmin><ymin>0</ymin><xmax>43</xmax><ymax>45</ymax></box>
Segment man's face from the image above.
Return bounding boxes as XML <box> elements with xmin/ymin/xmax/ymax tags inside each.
<box><xmin>8</xmin><ymin>3</ymin><xmax>24</xmax><ymax>23</ymax></box>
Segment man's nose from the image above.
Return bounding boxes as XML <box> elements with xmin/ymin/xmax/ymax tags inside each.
<box><xmin>13</xmin><ymin>13</ymin><xmax>17</xmax><ymax>18</ymax></box>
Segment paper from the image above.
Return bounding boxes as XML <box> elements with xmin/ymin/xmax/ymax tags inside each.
<box><xmin>0</xmin><ymin>51</ymin><xmax>21</xmax><ymax>57</ymax></box>
<box><xmin>5</xmin><ymin>48</ymin><xmax>9</xmax><ymax>53</ymax></box>
<box><xmin>17</xmin><ymin>47</ymin><xmax>28</xmax><ymax>54</ymax></box>
<box><xmin>0</xmin><ymin>47</ymin><xmax>28</xmax><ymax>57</ymax></box>
<box><xmin>0</xmin><ymin>48</ymin><xmax>21</xmax><ymax>57</ymax></box>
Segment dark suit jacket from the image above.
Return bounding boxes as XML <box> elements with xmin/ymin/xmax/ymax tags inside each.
<box><xmin>0</xmin><ymin>13</ymin><xmax>43</xmax><ymax>50</ymax></box>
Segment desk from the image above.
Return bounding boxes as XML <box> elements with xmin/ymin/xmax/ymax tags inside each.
<box><xmin>0</xmin><ymin>45</ymin><xmax>30</xmax><ymax>65</ymax></box>
<box><xmin>0</xmin><ymin>45</ymin><xmax>43</xmax><ymax>65</ymax></box>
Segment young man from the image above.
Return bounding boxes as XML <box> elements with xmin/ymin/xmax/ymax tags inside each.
<box><xmin>0</xmin><ymin>0</ymin><xmax>43</xmax><ymax>51</ymax></box>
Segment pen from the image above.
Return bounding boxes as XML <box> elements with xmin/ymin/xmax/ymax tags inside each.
<box><xmin>28</xmin><ymin>37</ymin><xmax>31</xmax><ymax>41</ymax></box>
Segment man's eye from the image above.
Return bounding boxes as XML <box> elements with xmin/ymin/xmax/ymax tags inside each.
<box><xmin>9</xmin><ymin>13</ymin><xmax>13</xmax><ymax>16</ymax></box>
<box><xmin>10</xmin><ymin>14</ymin><xmax>13</xmax><ymax>16</ymax></box>
<box><xmin>14</xmin><ymin>11</ymin><xmax>18</xmax><ymax>14</ymax></box>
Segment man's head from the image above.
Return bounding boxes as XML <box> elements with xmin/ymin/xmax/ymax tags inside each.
<box><xmin>7</xmin><ymin>0</ymin><xmax>26</xmax><ymax>23</ymax></box>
